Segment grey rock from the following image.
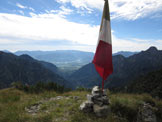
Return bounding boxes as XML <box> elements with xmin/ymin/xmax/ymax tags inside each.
<box><xmin>73</xmin><ymin>96</ymin><xmax>79</xmax><ymax>100</ymax></box>
<box><xmin>25</xmin><ymin>103</ymin><xmax>41</xmax><ymax>114</ymax></box>
<box><xmin>56</xmin><ymin>96</ymin><xmax>63</xmax><ymax>100</ymax></box>
<box><xmin>93</xmin><ymin>104</ymin><xmax>111</xmax><ymax>117</ymax></box>
<box><xmin>92</xmin><ymin>86</ymin><xmax>102</xmax><ymax>96</ymax></box>
<box><xmin>137</xmin><ymin>103</ymin><xmax>157</xmax><ymax>122</ymax></box>
<box><xmin>92</xmin><ymin>95</ymin><xmax>109</xmax><ymax>106</ymax></box>
<box><xmin>102</xmin><ymin>89</ymin><xmax>107</xmax><ymax>96</ymax></box>
<box><xmin>92</xmin><ymin>86</ymin><xmax>107</xmax><ymax>97</ymax></box>
<box><xmin>87</xmin><ymin>94</ymin><xmax>93</xmax><ymax>101</ymax></box>
<box><xmin>80</xmin><ymin>100</ymin><xmax>93</xmax><ymax>113</ymax></box>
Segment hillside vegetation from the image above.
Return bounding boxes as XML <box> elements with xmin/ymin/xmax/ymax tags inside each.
<box><xmin>0</xmin><ymin>88</ymin><xmax>162</xmax><ymax>122</ymax></box>
<box><xmin>127</xmin><ymin>68</ymin><xmax>162</xmax><ymax>99</ymax></box>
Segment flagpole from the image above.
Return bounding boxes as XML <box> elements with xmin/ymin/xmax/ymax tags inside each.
<box><xmin>102</xmin><ymin>78</ymin><xmax>104</xmax><ymax>91</ymax></box>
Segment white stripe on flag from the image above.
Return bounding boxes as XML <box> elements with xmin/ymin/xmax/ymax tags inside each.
<box><xmin>98</xmin><ymin>19</ymin><xmax>112</xmax><ymax>45</ymax></box>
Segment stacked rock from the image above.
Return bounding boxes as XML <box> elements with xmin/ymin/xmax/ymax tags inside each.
<box><xmin>80</xmin><ymin>86</ymin><xmax>111</xmax><ymax>117</ymax></box>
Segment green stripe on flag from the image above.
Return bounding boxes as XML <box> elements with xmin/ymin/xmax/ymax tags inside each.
<box><xmin>100</xmin><ymin>0</ymin><xmax>110</xmax><ymax>31</ymax></box>
<box><xmin>103</xmin><ymin>0</ymin><xmax>110</xmax><ymax>21</ymax></box>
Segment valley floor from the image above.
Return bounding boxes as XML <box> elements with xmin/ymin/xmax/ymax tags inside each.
<box><xmin>0</xmin><ymin>88</ymin><xmax>162</xmax><ymax>122</ymax></box>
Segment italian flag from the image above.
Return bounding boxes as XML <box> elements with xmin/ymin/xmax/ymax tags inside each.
<box><xmin>92</xmin><ymin>0</ymin><xmax>113</xmax><ymax>83</ymax></box>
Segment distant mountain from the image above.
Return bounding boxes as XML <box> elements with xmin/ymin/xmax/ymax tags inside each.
<box><xmin>0</xmin><ymin>50</ymin><xmax>11</xmax><ymax>53</ymax></box>
<box><xmin>0</xmin><ymin>51</ymin><xmax>71</xmax><ymax>89</ymax></box>
<box><xmin>127</xmin><ymin>68</ymin><xmax>162</xmax><ymax>98</ymax></box>
<box><xmin>69</xmin><ymin>46</ymin><xmax>162</xmax><ymax>88</ymax></box>
<box><xmin>14</xmin><ymin>50</ymin><xmax>139</xmax><ymax>73</ymax></box>
<box><xmin>68</xmin><ymin>63</ymin><xmax>100</xmax><ymax>88</ymax></box>
<box><xmin>113</xmin><ymin>51</ymin><xmax>138</xmax><ymax>57</ymax></box>
<box><xmin>15</xmin><ymin>50</ymin><xmax>94</xmax><ymax>72</ymax></box>
<box><xmin>15</xmin><ymin>51</ymin><xmax>47</xmax><ymax>57</ymax></box>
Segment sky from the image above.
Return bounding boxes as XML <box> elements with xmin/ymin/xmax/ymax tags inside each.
<box><xmin>0</xmin><ymin>0</ymin><xmax>162</xmax><ymax>53</ymax></box>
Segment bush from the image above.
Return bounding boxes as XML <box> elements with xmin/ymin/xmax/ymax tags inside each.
<box><xmin>11</xmin><ymin>81</ymin><xmax>24</xmax><ymax>90</ymax></box>
<box><xmin>76</xmin><ymin>86</ymin><xmax>91</xmax><ymax>92</ymax></box>
<box><xmin>111</xmin><ymin>100</ymin><xmax>137</xmax><ymax>121</ymax></box>
<box><xmin>13</xmin><ymin>81</ymin><xmax>71</xmax><ymax>94</ymax></box>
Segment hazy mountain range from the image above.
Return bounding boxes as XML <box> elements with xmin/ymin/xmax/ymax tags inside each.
<box><xmin>1</xmin><ymin>46</ymin><xmax>162</xmax><ymax>90</ymax></box>
<box><xmin>15</xmin><ymin>50</ymin><xmax>94</xmax><ymax>72</ymax></box>
<box><xmin>113</xmin><ymin>51</ymin><xmax>138</xmax><ymax>57</ymax></box>
<box><xmin>14</xmin><ymin>50</ymin><xmax>137</xmax><ymax>72</ymax></box>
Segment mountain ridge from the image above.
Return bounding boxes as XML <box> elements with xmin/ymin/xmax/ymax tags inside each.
<box><xmin>0</xmin><ymin>51</ymin><xmax>72</xmax><ymax>89</ymax></box>
<box><xmin>69</xmin><ymin>46</ymin><xmax>162</xmax><ymax>88</ymax></box>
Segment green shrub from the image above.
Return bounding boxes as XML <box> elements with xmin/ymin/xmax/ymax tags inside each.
<box><xmin>111</xmin><ymin>100</ymin><xmax>137</xmax><ymax>121</ymax></box>
<box><xmin>76</xmin><ymin>87</ymin><xmax>91</xmax><ymax>92</ymax></box>
<box><xmin>33</xmin><ymin>114</ymin><xmax>52</xmax><ymax>122</ymax></box>
<box><xmin>0</xmin><ymin>93</ymin><xmax>20</xmax><ymax>103</ymax></box>
<box><xmin>13</xmin><ymin>81</ymin><xmax>71</xmax><ymax>94</ymax></box>
<box><xmin>142</xmin><ymin>94</ymin><xmax>155</xmax><ymax>106</ymax></box>
<box><xmin>11</xmin><ymin>81</ymin><xmax>24</xmax><ymax>90</ymax></box>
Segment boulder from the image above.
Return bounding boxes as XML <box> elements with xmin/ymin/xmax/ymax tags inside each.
<box><xmin>92</xmin><ymin>95</ymin><xmax>109</xmax><ymax>106</ymax></box>
<box><xmin>25</xmin><ymin>102</ymin><xmax>41</xmax><ymax>114</ymax></box>
<box><xmin>80</xmin><ymin>100</ymin><xmax>93</xmax><ymax>113</ymax></box>
<box><xmin>87</xmin><ymin>94</ymin><xmax>93</xmax><ymax>101</ymax></box>
<box><xmin>137</xmin><ymin>103</ymin><xmax>157</xmax><ymax>122</ymax></box>
<box><xmin>92</xmin><ymin>86</ymin><xmax>102</xmax><ymax>96</ymax></box>
<box><xmin>93</xmin><ymin>104</ymin><xmax>111</xmax><ymax>117</ymax></box>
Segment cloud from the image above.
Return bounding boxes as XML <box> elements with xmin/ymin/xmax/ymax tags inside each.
<box><xmin>0</xmin><ymin>12</ymin><xmax>99</xmax><ymax>46</ymax></box>
<box><xmin>112</xmin><ymin>35</ymin><xmax>162</xmax><ymax>52</ymax></box>
<box><xmin>16</xmin><ymin>3</ymin><xmax>27</xmax><ymax>9</ymax></box>
<box><xmin>18</xmin><ymin>10</ymin><xmax>24</xmax><ymax>15</ymax></box>
<box><xmin>16</xmin><ymin>3</ymin><xmax>35</xmax><ymax>12</ymax></box>
<box><xmin>29</xmin><ymin>7</ymin><xmax>35</xmax><ymax>12</ymax></box>
<box><xmin>56</xmin><ymin>0</ymin><xmax>103</xmax><ymax>13</ymax></box>
<box><xmin>0</xmin><ymin>9</ymin><xmax>162</xmax><ymax>52</ymax></box>
<box><xmin>48</xmin><ymin>6</ymin><xmax>73</xmax><ymax>17</ymax></box>
<box><xmin>110</xmin><ymin>0</ymin><xmax>162</xmax><ymax>20</ymax></box>
<box><xmin>56</xmin><ymin>0</ymin><xmax>162</xmax><ymax>20</ymax></box>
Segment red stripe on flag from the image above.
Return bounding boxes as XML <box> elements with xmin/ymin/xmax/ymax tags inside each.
<box><xmin>93</xmin><ymin>40</ymin><xmax>113</xmax><ymax>80</ymax></box>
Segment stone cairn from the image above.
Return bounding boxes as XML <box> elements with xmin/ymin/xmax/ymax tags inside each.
<box><xmin>80</xmin><ymin>86</ymin><xmax>111</xmax><ymax>117</ymax></box>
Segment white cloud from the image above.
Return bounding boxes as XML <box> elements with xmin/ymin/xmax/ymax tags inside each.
<box><xmin>56</xmin><ymin>0</ymin><xmax>162</xmax><ymax>20</ymax></box>
<box><xmin>29</xmin><ymin>7</ymin><xmax>35</xmax><ymax>12</ymax></box>
<box><xmin>58</xmin><ymin>6</ymin><xmax>73</xmax><ymax>17</ymax></box>
<box><xmin>56</xmin><ymin>0</ymin><xmax>103</xmax><ymax>12</ymax></box>
<box><xmin>16</xmin><ymin>3</ymin><xmax>35</xmax><ymax>12</ymax></box>
<box><xmin>46</xmin><ymin>6</ymin><xmax>73</xmax><ymax>17</ymax></box>
<box><xmin>110</xmin><ymin>0</ymin><xmax>162</xmax><ymax>20</ymax></box>
<box><xmin>0</xmin><ymin>13</ymin><xmax>99</xmax><ymax>46</ymax></box>
<box><xmin>16</xmin><ymin>3</ymin><xmax>27</xmax><ymax>9</ymax></box>
<box><xmin>0</xmin><ymin>11</ymin><xmax>162</xmax><ymax>52</ymax></box>
<box><xmin>18</xmin><ymin>10</ymin><xmax>24</xmax><ymax>15</ymax></box>
<box><xmin>112</xmin><ymin>35</ymin><xmax>162</xmax><ymax>53</ymax></box>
